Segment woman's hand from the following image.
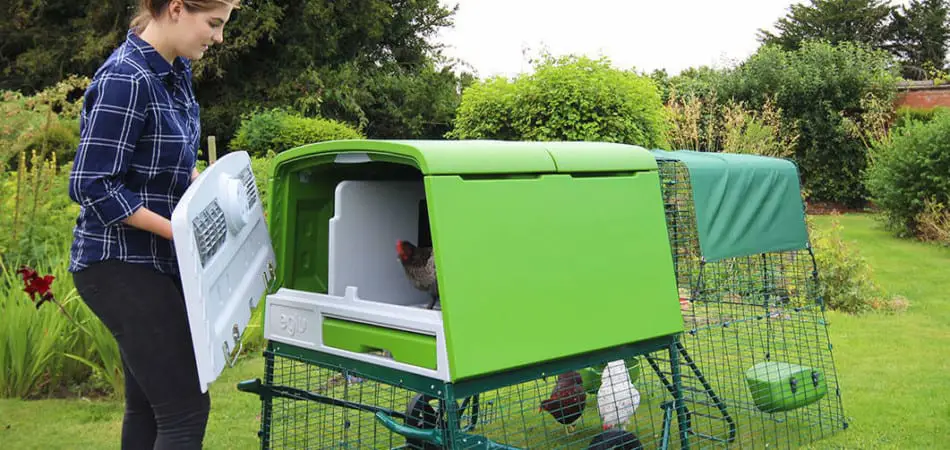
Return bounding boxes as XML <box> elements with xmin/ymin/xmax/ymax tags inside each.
<box><xmin>123</xmin><ymin>207</ymin><xmax>174</xmax><ymax>241</ymax></box>
<box><xmin>120</xmin><ymin>167</ymin><xmax>198</xmax><ymax>240</ymax></box>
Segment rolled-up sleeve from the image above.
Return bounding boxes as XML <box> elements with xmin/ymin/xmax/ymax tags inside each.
<box><xmin>68</xmin><ymin>72</ymin><xmax>146</xmax><ymax>226</ymax></box>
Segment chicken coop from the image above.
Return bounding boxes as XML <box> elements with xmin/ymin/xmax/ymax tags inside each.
<box><xmin>173</xmin><ymin>139</ymin><xmax>846</xmax><ymax>449</ymax></box>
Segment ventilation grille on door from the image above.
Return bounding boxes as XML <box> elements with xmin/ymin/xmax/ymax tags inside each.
<box><xmin>238</xmin><ymin>166</ymin><xmax>259</xmax><ymax>210</ymax></box>
<box><xmin>193</xmin><ymin>199</ymin><xmax>227</xmax><ymax>267</ymax></box>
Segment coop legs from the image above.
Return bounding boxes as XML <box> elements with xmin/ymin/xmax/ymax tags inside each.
<box><xmin>669</xmin><ymin>340</ymin><xmax>691</xmax><ymax>450</ymax></box>
<box><xmin>660</xmin><ymin>401</ymin><xmax>675</xmax><ymax>450</ymax></box>
<box><xmin>644</xmin><ymin>340</ymin><xmax>737</xmax><ymax>447</ymax></box>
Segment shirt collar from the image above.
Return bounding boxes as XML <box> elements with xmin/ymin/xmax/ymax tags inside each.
<box><xmin>126</xmin><ymin>29</ymin><xmax>186</xmax><ymax>85</ymax></box>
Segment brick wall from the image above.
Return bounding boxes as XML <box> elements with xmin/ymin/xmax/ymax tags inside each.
<box><xmin>895</xmin><ymin>81</ymin><xmax>950</xmax><ymax>109</ymax></box>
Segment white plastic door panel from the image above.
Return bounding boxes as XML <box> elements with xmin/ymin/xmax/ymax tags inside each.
<box><xmin>171</xmin><ymin>151</ymin><xmax>275</xmax><ymax>393</ymax></box>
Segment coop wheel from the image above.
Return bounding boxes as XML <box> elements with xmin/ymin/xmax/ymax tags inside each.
<box><xmin>405</xmin><ymin>393</ymin><xmax>440</xmax><ymax>449</ymax></box>
<box><xmin>458</xmin><ymin>394</ymin><xmax>480</xmax><ymax>431</ymax></box>
<box><xmin>404</xmin><ymin>393</ymin><xmax>481</xmax><ymax>448</ymax></box>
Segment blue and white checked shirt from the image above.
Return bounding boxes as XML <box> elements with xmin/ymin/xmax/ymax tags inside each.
<box><xmin>69</xmin><ymin>30</ymin><xmax>200</xmax><ymax>275</ymax></box>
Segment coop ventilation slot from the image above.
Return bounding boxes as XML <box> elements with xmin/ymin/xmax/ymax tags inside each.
<box><xmin>193</xmin><ymin>199</ymin><xmax>227</xmax><ymax>267</ymax></box>
<box><xmin>237</xmin><ymin>166</ymin><xmax>259</xmax><ymax>209</ymax></box>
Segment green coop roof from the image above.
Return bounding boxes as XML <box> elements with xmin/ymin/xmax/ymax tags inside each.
<box><xmin>651</xmin><ymin>150</ymin><xmax>810</xmax><ymax>262</ymax></box>
<box><xmin>273</xmin><ymin>139</ymin><xmax>659</xmax><ymax>175</ymax></box>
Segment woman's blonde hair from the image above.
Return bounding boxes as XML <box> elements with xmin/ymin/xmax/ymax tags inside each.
<box><xmin>131</xmin><ymin>0</ymin><xmax>241</xmax><ymax>31</ymax></box>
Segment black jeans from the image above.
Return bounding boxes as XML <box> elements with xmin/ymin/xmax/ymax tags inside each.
<box><xmin>73</xmin><ymin>259</ymin><xmax>210</xmax><ymax>449</ymax></box>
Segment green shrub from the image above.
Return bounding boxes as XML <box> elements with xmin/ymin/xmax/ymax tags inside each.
<box><xmin>448</xmin><ymin>54</ymin><xmax>669</xmax><ymax>148</ymax></box>
<box><xmin>1</xmin><ymin>75</ymin><xmax>87</xmax><ymax>171</ymax></box>
<box><xmin>1</xmin><ymin>91</ymin><xmax>42</xmax><ymax>168</ymax></box>
<box><xmin>865</xmin><ymin>112</ymin><xmax>950</xmax><ymax>238</ymax></box>
<box><xmin>719</xmin><ymin>41</ymin><xmax>900</xmax><ymax>207</ymax></box>
<box><xmin>12</xmin><ymin>119</ymin><xmax>80</xmax><ymax>167</ymax></box>
<box><xmin>446</xmin><ymin>76</ymin><xmax>520</xmax><ymax>141</ymax></box>
<box><xmin>809</xmin><ymin>218</ymin><xmax>904</xmax><ymax>314</ymax></box>
<box><xmin>915</xmin><ymin>198</ymin><xmax>950</xmax><ymax>245</ymax></box>
<box><xmin>892</xmin><ymin>105</ymin><xmax>950</xmax><ymax>133</ymax></box>
<box><xmin>666</xmin><ymin>92</ymin><xmax>798</xmax><ymax>158</ymax></box>
<box><xmin>0</xmin><ymin>153</ymin><xmax>78</xmax><ymax>266</ymax></box>
<box><xmin>230</xmin><ymin>109</ymin><xmax>364</xmax><ymax>157</ymax></box>
<box><xmin>663</xmin><ymin>69</ymin><xmax>733</xmax><ymax>152</ymax></box>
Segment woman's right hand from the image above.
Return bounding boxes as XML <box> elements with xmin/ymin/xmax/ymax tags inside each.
<box><xmin>123</xmin><ymin>207</ymin><xmax>174</xmax><ymax>241</ymax></box>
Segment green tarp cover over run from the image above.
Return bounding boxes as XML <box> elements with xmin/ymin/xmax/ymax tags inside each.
<box><xmin>651</xmin><ymin>150</ymin><xmax>810</xmax><ymax>262</ymax></box>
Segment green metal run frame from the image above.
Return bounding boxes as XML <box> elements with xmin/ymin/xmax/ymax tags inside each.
<box><xmin>239</xmin><ymin>333</ymin><xmax>705</xmax><ymax>449</ymax></box>
<box><xmin>644</xmin><ymin>340</ymin><xmax>737</xmax><ymax>445</ymax></box>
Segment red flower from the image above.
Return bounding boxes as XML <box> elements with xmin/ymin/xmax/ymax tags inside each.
<box><xmin>16</xmin><ymin>266</ymin><xmax>56</xmax><ymax>309</ymax></box>
<box><xmin>15</xmin><ymin>266</ymin><xmax>37</xmax><ymax>283</ymax></box>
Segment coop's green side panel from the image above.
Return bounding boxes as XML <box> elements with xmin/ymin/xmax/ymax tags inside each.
<box><xmin>426</xmin><ymin>172</ymin><xmax>683</xmax><ymax>381</ymax></box>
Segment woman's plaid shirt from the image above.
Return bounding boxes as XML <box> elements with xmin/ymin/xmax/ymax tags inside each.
<box><xmin>68</xmin><ymin>30</ymin><xmax>200</xmax><ymax>276</ymax></box>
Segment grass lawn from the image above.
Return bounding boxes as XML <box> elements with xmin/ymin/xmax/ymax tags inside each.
<box><xmin>0</xmin><ymin>353</ymin><xmax>265</xmax><ymax>449</ymax></box>
<box><xmin>0</xmin><ymin>213</ymin><xmax>947</xmax><ymax>449</ymax></box>
<box><xmin>802</xmin><ymin>214</ymin><xmax>950</xmax><ymax>449</ymax></box>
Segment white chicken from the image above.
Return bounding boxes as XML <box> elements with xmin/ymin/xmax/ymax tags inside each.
<box><xmin>596</xmin><ymin>359</ymin><xmax>640</xmax><ymax>430</ymax></box>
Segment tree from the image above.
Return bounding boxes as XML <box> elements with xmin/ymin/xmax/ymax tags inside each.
<box><xmin>0</xmin><ymin>0</ymin><xmax>132</xmax><ymax>93</ymax></box>
<box><xmin>187</xmin><ymin>0</ymin><xmax>469</xmax><ymax>145</ymax></box>
<box><xmin>0</xmin><ymin>1</ymin><xmax>469</xmax><ymax>148</ymax></box>
<box><xmin>758</xmin><ymin>0</ymin><xmax>895</xmax><ymax>51</ymax></box>
<box><xmin>887</xmin><ymin>0</ymin><xmax>950</xmax><ymax>79</ymax></box>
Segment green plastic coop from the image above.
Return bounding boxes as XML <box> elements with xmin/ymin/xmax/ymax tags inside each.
<box><xmin>234</xmin><ymin>139</ymin><xmax>847</xmax><ymax>449</ymax></box>
<box><xmin>258</xmin><ymin>140</ymin><xmax>683</xmax><ymax>382</ymax></box>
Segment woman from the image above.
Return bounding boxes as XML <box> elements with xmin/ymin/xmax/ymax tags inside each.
<box><xmin>68</xmin><ymin>1</ymin><xmax>239</xmax><ymax>448</ymax></box>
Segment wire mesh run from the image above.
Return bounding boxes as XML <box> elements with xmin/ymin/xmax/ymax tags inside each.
<box><xmin>653</xmin><ymin>158</ymin><xmax>848</xmax><ymax>449</ymax></box>
<box><xmin>260</xmin><ymin>350</ymin><xmax>424</xmax><ymax>449</ymax></box>
<box><xmin>452</xmin><ymin>356</ymin><xmax>674</xmax><ymax>450</ymax></box>
<box><xmin>260</xmin><ymin>347</ymin><xmax>679</xmax><ymax>450</ymax></box>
